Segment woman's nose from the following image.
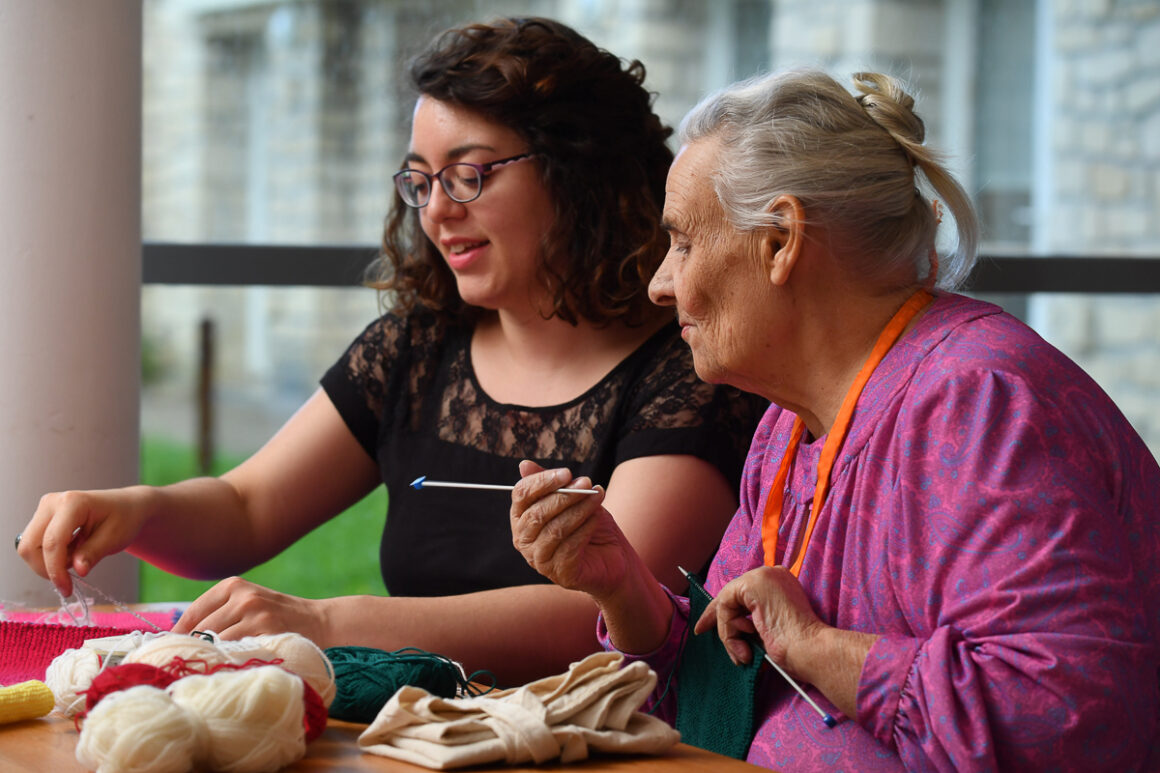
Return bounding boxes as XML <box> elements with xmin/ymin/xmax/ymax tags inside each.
<box><xmin>648</xmin><ymin>254</ymin><xmax>676</xmax><ymax>307</ymax></box>
<box><xmin>423</xmin><ymin>180</ymin><xmax>466</xmax><ymax>223</ymax></box>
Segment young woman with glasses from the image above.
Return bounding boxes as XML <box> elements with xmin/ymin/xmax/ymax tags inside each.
<box><xmin>19</xmin><ymin>17</ymin><xmax>768</xmax><ymax>685</ymax></box>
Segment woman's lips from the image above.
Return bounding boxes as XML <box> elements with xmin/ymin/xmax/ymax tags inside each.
<box><xmin>444</xmin><ymin>240</ymin><xmax>488</xmax><ymax>270</ymax></box>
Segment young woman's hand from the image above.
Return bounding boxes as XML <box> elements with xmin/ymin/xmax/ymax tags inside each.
<box><xmin>172</xmin><ymin>576</ymin><xmax>332</xmax><ymax>646</ymax></box>
<box><xmin>17</xmin><ymin>486</ymin><xmax>153</xmax><ymax>596</ymax></box>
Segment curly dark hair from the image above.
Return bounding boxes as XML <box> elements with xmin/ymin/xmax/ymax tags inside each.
<box><xmin>369</xmin><ymin>17</ymin><xmax>674</xmax><ymax>326</ymax></box>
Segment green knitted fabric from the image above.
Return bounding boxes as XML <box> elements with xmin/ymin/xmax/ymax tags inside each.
<box><xmin>674</xmin><ymin>573</ymin><xmax>762</xmax><ymax>760</ymax></box>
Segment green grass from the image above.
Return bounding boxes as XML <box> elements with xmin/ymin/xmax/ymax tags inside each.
<box><xmin>138</xmin><ymin>437</ymin><xmax>388</xmax><ymax>603</ymax></box>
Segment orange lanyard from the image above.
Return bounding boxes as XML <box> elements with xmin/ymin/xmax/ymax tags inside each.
<box><xmin>761</xmin><ymin>289</ymin><xmax>933</xmax><ymax>575</ymax></box>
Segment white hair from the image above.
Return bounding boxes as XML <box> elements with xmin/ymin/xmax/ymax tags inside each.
<box><xmin>679</xmin><ymin>69</ymin><xmax>979</xmax><ymax>290</ymax></box>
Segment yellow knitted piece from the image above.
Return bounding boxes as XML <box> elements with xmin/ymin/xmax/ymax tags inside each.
<box><xmin>0</xmin><ymin>680</ymin><xmax>54</xmax><ymax>724</ymax></box>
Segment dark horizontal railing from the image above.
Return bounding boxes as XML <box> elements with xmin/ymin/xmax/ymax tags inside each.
<box><xmin>966</xmin><ymin>255</ymin><xmax>1160</xmax><ymax>294</ymax></box>
<box><xmin>143</xmin><ymin>243</ymin><xmax>379</xmax><ymax>288</ymax></box>
<box><xmin>141</xmin><ymin>243</ymin><xmax>1160</xmax><ymax>294</ymax></box>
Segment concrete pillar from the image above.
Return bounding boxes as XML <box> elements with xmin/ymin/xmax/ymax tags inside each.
<box><xmin>0</xmin><ymin>0</ymin><xmax>142</xmax><ymax>606</ymax></box>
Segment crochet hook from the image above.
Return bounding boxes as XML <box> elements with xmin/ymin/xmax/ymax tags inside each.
<box><xmin>409</xmin><ymin>475</ymin><xmax>600</xmax><ymax>495</ymax></box>
<box><xmin>678</xmin><ymin>565</ymin><xmax>837</xmax><ymax>728</ymax></box>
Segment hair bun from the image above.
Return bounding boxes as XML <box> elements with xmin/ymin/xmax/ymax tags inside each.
<box><xmin>853</xmin><ymin>72</ymin><xmax>925</xmax><ymax>150</ymax></box>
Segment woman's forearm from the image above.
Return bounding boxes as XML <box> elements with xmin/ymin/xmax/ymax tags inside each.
<box><xmin>128</xmin><ymin>477</ymin><xmax>267</xmax><ymax>578</ymax></box>
<box><xmin>791</xmin><ymin>625</ymin><xmax>879</xmax><ymax>719</ymax></box>
<box><xmin>132</xmin><ymin>390</ymin><xmax>380</xmax><ymax>581</ymax></box>
<box><xmin>591</xmin><ymin>554</ymin><xmax>674</xmax><ymax>656</ymax></box>
<box><xmin>318</xmin><ymin>584</ymin><xmax>612</xmax><ymax>686</ymax></box>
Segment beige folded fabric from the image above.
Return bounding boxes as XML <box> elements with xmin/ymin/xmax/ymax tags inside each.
<box><xmin>358</xmin><ymin>651</ymin><xmax>680</xmax><ymax>769</ymax></box>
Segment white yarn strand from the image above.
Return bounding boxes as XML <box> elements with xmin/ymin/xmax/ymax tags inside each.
<box><xmin>70</xmin><ymin>573</ymin><xmax>167</xmax><ymax>632</ymax></box>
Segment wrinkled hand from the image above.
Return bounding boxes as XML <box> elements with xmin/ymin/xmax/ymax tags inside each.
<box><xmin>17</xmin><ymin>488</ymin><xmax>150</xmax><ymax>596</ymax></box>
<box><xmin>173</xmin><ymin>577</ymin><xmax>328</xmax><ymax>644</ymax></box>
<box><xmin>510</xmin><ymin>460</ymin><xmax>634</xmax><ymax>602</ymax></box>
<box><xmin>693</xmin><ymin>565</ymin><xmax>826</xmax><ymax>680</ymax></box>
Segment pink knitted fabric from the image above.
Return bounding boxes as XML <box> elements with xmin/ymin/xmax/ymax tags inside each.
<box><xmin>0</xmin><ymin>612</ymin><xmax>176</xmax><ymax>684</ymax></box>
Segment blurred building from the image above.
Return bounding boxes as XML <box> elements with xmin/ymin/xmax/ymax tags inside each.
<box><xmin>139</xmin><ymin>0</ymin><xmax>1160</xmax><ymax>457</ymax></box>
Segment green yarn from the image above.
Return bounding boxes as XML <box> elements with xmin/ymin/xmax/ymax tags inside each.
<box><xmin>324</xmin><ymin>645</ymin><xmax>492</xmax><ymax>723</ymax></box>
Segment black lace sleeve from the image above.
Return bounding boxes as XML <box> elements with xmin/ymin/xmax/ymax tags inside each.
<box><xmin>320</xmin><ymin>311</ymin><xmax>445</xmax><ymax>460</ymax></box>
<box><xmin>614</xmin><ymin>326</ymin><xmax>769</xmax><ymax>493</ymax></box>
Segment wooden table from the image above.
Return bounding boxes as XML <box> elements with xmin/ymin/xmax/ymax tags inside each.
<box><xmin>0</xmin><ymin>715</ymin><xmax>765</xmax><ymax>771</ymax></box>
<box><xmin>1</xmin><ymin>606</ymin><xmax>764</xmax><ymax>771</ymax></box>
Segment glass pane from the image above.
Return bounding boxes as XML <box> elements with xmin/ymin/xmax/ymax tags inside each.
<box><xmin>143</xmin><ymin>0</ymin><xmax>776</xmax><ymax>245</ymax></box>
<box><xmin>145</xmin><ymin>0</ymin><xmax>1015</xmax><ymax>244</ymax></box>
<box><xmin>139</xmin><ymin>284</ymin><xmax>388</xmax><ymax>601</ymax></box>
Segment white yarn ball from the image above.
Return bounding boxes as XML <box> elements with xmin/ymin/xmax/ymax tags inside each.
<box><xmin>75</xmin><ymin>685</ymin><xmax>203</xmax><ymax>773</ymax></box>
<box><xmin>252</xmin><ymin>632</ymin><xmax>336</xmax><ymax>709</ymax></box>
<box><xmin>169</xmin><ymin>665</ymin><xmax>307</xmax><ymax>773</ymax></box>
<box><xmin>45</xmin><ymin>647</ymin><xmax>102</xmax><ymax>717</ymax></box>
<box><xmin>47</xmin><ymin>631</ymin><xmax>161</xmax><ymax>717</ymax></box>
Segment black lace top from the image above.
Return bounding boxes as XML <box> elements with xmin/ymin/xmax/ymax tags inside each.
<box><xmin>321</xmin><ymin>310</ymin><xmax>768</xmax><ymax>597</ymax></box>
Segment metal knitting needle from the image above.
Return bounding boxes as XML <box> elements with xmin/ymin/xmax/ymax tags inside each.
<box><xmin>409</xmin><ymin>475</ymin><xmax>600</xmax><ymax>495</ymax></box>
<box><xmin>679</xmin><ymin>565</ymin><xmax>837</xmax><ymax>728</ymax></box>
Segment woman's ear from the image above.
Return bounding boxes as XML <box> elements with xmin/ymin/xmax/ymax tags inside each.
<box><xmin>759</xmin><ymin>195</ymin><xmax>805</xmax><ymax>286</ymax></box>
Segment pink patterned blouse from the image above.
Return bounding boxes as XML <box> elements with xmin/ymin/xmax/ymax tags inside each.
<box><xmin>601</xmin><ymin>292</ymin><xmax>1160</xmax><ymax>771</ymax></box>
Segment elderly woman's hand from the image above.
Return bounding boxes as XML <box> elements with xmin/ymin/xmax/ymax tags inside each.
<box><xmin>694</xmin><ymin>565</ymin><xmax>826</xmax><ymax>678</ymax></box>
<box><xmin>510</xmin><ymin>460</ymin><xmax>636</xmax><ymax>603</ymax></box>
<box><xmin>694</xmin><ymin>565</ymin><xmax>877</xmax><ymax>720</ymax></box>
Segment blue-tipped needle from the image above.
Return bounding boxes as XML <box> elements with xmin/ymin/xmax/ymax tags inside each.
<box><xmin>409</xmin><ymin>475</ymin><xmax>600</xmax><ymax>495</ymax></box>
<box><xmin>679</xmin><ymin>565</ymin><xmax>837</xmax><ymax>729</ymax></box>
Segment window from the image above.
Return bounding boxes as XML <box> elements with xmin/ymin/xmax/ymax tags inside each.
<box><xmin>141</xmin><ymin>0</ymin><xmax>1160</xmax><ymax>473</ymax></box>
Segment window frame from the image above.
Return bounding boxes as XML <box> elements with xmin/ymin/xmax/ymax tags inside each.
<box><xmin>141</xmin><ymin>243</ymin><xmax>1160</xmax><ymax>294</ymax></box>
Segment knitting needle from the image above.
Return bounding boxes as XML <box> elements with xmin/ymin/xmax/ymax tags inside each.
<box><xmin>678</xmin><ymin>566</ymin><xmax>837</xmax><ymax>729</ymax></box>
<box><xmin>409</xmin><ymin>475</ymin><xmax>600</xmax><ymax>495</ymax></box>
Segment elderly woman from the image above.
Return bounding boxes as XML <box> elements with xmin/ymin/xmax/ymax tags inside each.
<box><xmin>511</xmin><ymin>69</ymin><xmax>1160</xmax><ymax>771</ymax></box>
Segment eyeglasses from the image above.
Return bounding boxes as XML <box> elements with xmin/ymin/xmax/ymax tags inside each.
<box><xmin>393</xmin><ymin>153</ymin><xmax>534</xmax><ymax>208</ymax></box>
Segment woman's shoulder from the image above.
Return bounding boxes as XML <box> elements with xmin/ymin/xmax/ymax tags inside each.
<box><xmin>370</xmin><ymin>305</ymin><xmax>457</xmax><ymax>342</ymax></box>
<box><xmin>325</xmin><ymin>307</ymin><xmax>466</xmax><ymax>401</ymax></box>
<box><xmin>909</xmin><ymin>293</ymin><xmax>1103</xmax><ymax>400</ymax></box>
<box><xmin>882</xmin><ymin>293</ymin><xmax>1150</xmax><ymax>471</ymax></box>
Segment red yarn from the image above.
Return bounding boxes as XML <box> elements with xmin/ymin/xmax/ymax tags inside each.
<box><xmin>81</xmin><ymin>663</ymin><xmax>180</xmax><ymax>715</ymax></box>
<box><xmin>203</xmin><ymin>656</ymin><xmax>284</xmax><ymax>674</ymax></box>
<box><xmin>77</xmin><ymin>655</ymin><xmax>284</xmax><ymax>718</ymax></box>
<box><xmin>301</xmin><ymin>679</ymin><xmax>327</xmax><ymax>743</ymax></box>
<box><xmin>152</xmin><ymin>655</ymin><xmax>287</xmax><ymax>679</ymax></box>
